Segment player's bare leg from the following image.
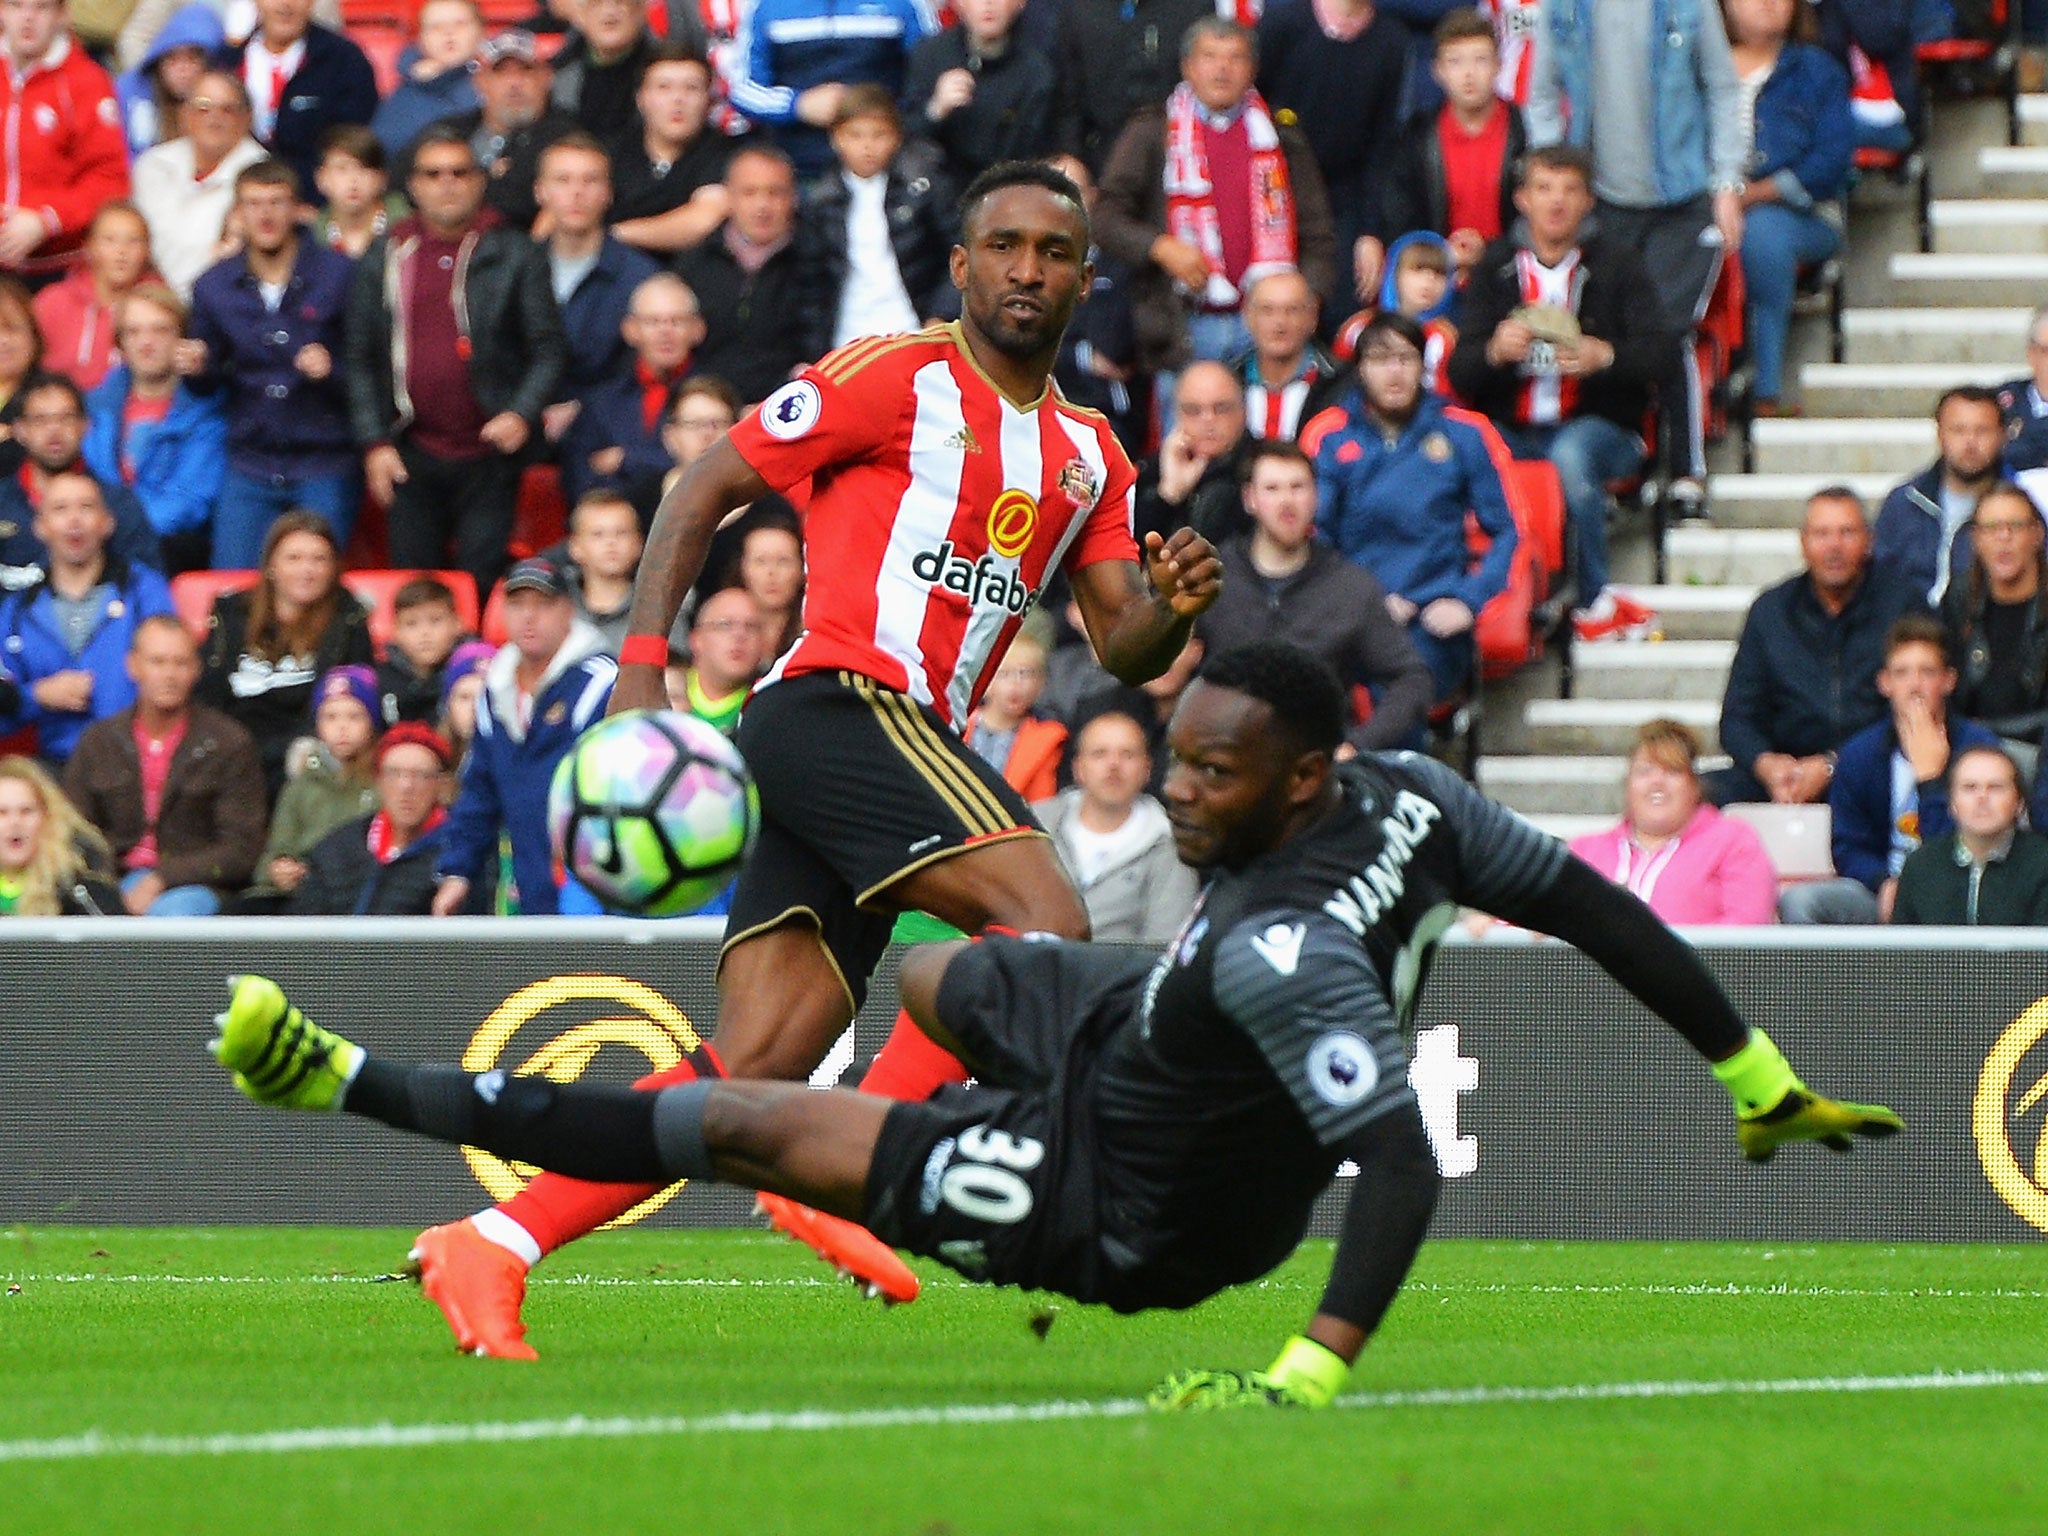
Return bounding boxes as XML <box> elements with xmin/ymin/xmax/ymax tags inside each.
<box><xmin>859</xmin><ymin>838</ymin><xmax>1088</xmax><ymax>1097</ymax></box>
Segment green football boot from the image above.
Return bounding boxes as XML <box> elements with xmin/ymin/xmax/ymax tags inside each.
<box><xmin>209</xmin><ymin>975</ymin><xmax>364</xmax><ymax>1111</ymax></box>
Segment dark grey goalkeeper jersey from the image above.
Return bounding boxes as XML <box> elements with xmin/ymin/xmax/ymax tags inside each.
<box><xmin>1079</xmin><ymin>751</ymin><xmax>1568</xmax><ymax>1307</ymax></box>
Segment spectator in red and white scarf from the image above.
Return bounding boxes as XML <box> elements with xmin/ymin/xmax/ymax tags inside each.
<box><xmin>289</xmin><ymin>721</ymin><xmax>461</xmax><ymax>915</ymax></box>
<box><xmin>1095</xmin><ymin>16</ymin><xmax>1333</xmax><ymax>382</ymax></box>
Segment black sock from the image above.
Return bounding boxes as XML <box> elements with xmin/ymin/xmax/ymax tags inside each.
<box><xmin>344</xmin><ymin>1057</ymin><xmax>672</xmax><ymax>1183</ymax></box>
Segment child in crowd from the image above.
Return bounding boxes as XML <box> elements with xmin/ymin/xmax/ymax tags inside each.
<box><xmin>247</xmin><ymin>664</ymin><xmax>383</xmax><ymax>907</ymax></box>
<box><xmin>1383</xmin><ymin>10</ymin><xmax>1526</xmax><ymax>277</ymax></box>
<box><xmin>562</xmin><ymin>490</ymin><xmax>644</xmax><ymax>653</ymax></box>
<box><xmin>965</xmin><ymin>624</ymin><xmax>1066</xmax><ymax>802</ymax></box>
<box><xmin>798</xmin><ymin>86</ymin><xmax>957</xmax><ymax>360</ymax></box>
<box><xmin>312</xmin><ymin>127</ymin><xmax>405</xmax><ymax>260</ymax></box>
<box><xmin>82</xmin><ymin>284</ymin><xmax>229</xmax><ymax>576</ymax></box>
<box><xmin>368</xmin><ymin>0</ymin><xmax>484</xmax><ymax>156</ymax></box>
<box><xmin>435</xmin><ymin>639</ymin><xmax>493</xmax><ymax>769</ymax></box>
<box><xmin>1336</xmin><ymin>234</ymin><xmax>1460</xmax><ymax>394</ymax></box>
<box><xmin>35</xmin><ymin>202</ymin><xmax>156</xmax><ymax>391</ymax></box>
<box><xmin>376</xmin><ymin>577</ymin><xmax>473</xmax><ymax>725</ymax></box>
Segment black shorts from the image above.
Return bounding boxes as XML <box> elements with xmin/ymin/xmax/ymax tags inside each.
<box><xmin>723</xmin><ymin>670</ymin><xmax>1045</xmax><ymax>1009</ymax></box>
<box><xmin>862</xmin><ymin>937</ymin><xmax>1154</xmax><ymax>1301</ymax></box>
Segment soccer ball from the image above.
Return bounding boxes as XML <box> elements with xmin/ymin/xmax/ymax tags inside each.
<box><xmin>548</xmin><ymin>710</ymin><xmax>759</xmax><ymax>916</ymax></box>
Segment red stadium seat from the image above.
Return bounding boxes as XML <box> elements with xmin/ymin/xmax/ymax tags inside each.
<box><xmin>1502</xmin><ymin>459</ymin><xmax>1565</xmax><ymax>586</ymax></box>
<box><xmin>511</xmin><ymin>463</ymin><xmax>569</xmax><ymax>561</ymax></box>
<box><xmin>169</xmin><ymin>569</ymin><xmax>259</xmax><ymax>643</ymax></box>
<box><xmin>340</xmin><ymin>569</ymin><xmax>482</xmax><ymax>655</ymax></box>
<box><xmin>349</xmin><ymin>22</ymin><xmax>409</xmax><ymax>98</ymax></box>
<box><xmin>480</xmin><ymin>579</ymin><xmax>508</xmax><ymax>645</ymax></box>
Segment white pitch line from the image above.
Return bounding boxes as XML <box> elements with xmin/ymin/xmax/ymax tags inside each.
<box><xmin>10</xmin><ymin>1274</ymin><xmax>2048</xmax><ymax>1300</ymax></box>
<box><xmin>2</xmin><ymin>1369</ymin><xmax>2045</xmax><ymax>1465</ymax></box>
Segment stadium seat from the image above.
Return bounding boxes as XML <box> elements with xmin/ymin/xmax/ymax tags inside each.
<box><xmin>511</xmin><ymin>463</ymin><xmax>569</xmax><ymax>561</ymax></box>
<box><xmin>480</xmin><ymin>579</ymin><xmax>507</xmax><ymax>646</ymax></box>
<box><xmin>348</xmin><ymin>22</ymin><xmax>409</xmax><ymax>98</ymax></box>
<box><xmin>340</xmin><ymin>569</ymin><xmax>483</xmax><ymax>655</ymax></box>
<box><xmin>1915</xmin><ymin>0</ymin><xmax>2021</xmax><ymax>148</ymax></box>
<box><xmin>170</xmin><ymin>569</ymin><xmax>259</xmax><ymax>643</ymax></box>
<box><xmin>343</xmin><ymin>491</ymin><xmax>390</xmax><ymax>571</ymax></box>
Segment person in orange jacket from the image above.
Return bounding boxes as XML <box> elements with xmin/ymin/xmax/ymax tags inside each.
<box><xmin>964</xmin><ymin>626</ymin><xmax>1067</xmax><ymax>803</ymax></box>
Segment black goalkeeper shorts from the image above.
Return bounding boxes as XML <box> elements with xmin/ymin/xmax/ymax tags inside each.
<box><xmin>862</xmin><ymin>936</ymin><xmax>1156</xmax><ymax>1301</ymax></box>
<box><xmin>722</xmin><ymin>670</ymin><xmax>1044</xmax><ymax>1010</ymax></box>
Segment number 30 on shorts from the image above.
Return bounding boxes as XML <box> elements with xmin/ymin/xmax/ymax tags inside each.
<box><xmin>939</xmin><ymin>1124</ymin><xmax>1045</xmax><ymax>1225</ymax></box>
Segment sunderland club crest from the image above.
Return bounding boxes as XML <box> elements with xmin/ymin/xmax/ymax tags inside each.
<box><xmin>1058</xmin><ymin>458</ymin><xmax>1099</xmax><ymax>512</ymax></box>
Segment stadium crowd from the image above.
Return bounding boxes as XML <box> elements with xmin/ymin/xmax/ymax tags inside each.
<box><xmin>0</xmin><ymin>0</ymin><xmax>2041</xmax><ymax>927</ymax></box>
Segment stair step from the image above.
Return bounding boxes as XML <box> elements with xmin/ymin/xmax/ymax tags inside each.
<box><xmin>1886</xmin><ymin>251</ymin><xmax>2048</xmax><ymax>307</ymax></box>
<box><xmin>1606</xmin><ymin>584</ymin><xmax>1759</xmax><ymax>641</ymax></box>
<box><xmin>1748</xmin><ymin>415</ymin><xmax>1935</xmax><ymax>474</ymax></box>
<box><xmin>1523</xmin><ymin>813</ymin><xmax>1614</xmax><ymax>845</ymax></box>
<box><xmin>1569</xmin><ymin>638</ymin><xmax>1736</xmax><ymax>699</ymax></box>
<box><xmin>1667</xmin><ymin>526</ymin><xmax>1805</xmax><ymax>586</ymax></box>
<box><xmin>1839</xmin><ymin>306</ymin><xmax>2030</xmax><ymax>365</ymax></box>
<box><xmin>1929</xmin><ymin>198</ymin><xmax>2048</xmax><ymax>253</ymax></box>
<box><xmin>1796</xmin><ymin>360</ymin><xmax>2012</xmax><ymax>416</ymax></box>
<box><xmin>1480</xmin><ymin>752</ymin><xmax>1735</xmax><ymax>817</ymax></box>
<box><xmin>1523</xmin><ymin>697</ymin><xmax>1723</xmax><ymax>756</ymax></box>
<box><xmin>1706</xmin><ymin>472</ymin><xmax>1894</xmax><ymax>528</ymax></box>
<box><xmin>1978</xmin><ymin>144</ymin><xmax>2048</xmax><ymax>195</ymax></box>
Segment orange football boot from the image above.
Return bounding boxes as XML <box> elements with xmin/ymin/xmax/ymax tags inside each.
<box><xmin>756</xmin><ymin>1193</ymin><xmax>920</xmax><ymax>1304</ymax></box>
<box><xmin>408</xmin><ymin>1221</ymin><xmax>540</xmax><ymax>1360</ymax></box>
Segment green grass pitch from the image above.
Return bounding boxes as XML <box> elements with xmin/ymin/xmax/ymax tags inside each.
<box><xmin>2</xmin><ymin>1227</ymin><xmax>2044</xmax><ymax>1535</ymax></box>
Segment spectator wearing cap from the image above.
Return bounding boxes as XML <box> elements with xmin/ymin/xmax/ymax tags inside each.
<box><xmin>179</xmin><ymin>158</ymin><xmax>359</xmax><ymax>569</ymax></box>
<box><xmin>434</xmin><ymin>636</ymin><xmax>492</xmax><ymax>766</ymax></box>
<box><xmin>549</xmin><ymin>0</ymin><xmax>704</xmax><ymax>144</ymax></box>
<box><xmin>432</xmin><ymin>557</ymin><xmax>614</xmax><ymax>916</ymax></box>
<box><xmin>0</xmin><ymin>0</ymin><xmax>130</xmax><ymax>283</ymax></box>
<box><xmin>348</xmin><ymin>124</ymin><xmax>568</xmax><ymax>603</ymax></box>
<box><xmin>0</xmin><ymin>469</ymin><xmax>175</xmax><ymax>765</ymax></box>
<box><xmin>195</xmin><ymin>508</ymin><xmax>374</xmax><ymax>804</ymax></box>
<box><xmin>241</xmin><ymin>660</ymin><xmax>381</xmax><ymax>907</ymax></box>
<box><xmin>291</xmin><ymin>721</ymin><xmax>463</xmax><ymax>915</ymax></box>
<box><xmin>213</xmin><ymin>0</ymin><xmax>378</xmax><ymax>195</ymax></box>
<box><xmin>368</xmin><ymin>0</ymin><xmax>483</xmax><ymax>157</ymax></box>
<box><xmin>441</xmin><ymin>29</ymin><xmax>582</xmax><ymax>234</ymax></box>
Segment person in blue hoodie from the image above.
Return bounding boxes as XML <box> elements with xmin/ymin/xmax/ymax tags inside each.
<box><xmin>368</xmin><ymin>0</ymin><xmax>484</xmax><ymax>156</ymax></box>
<box><xmin>1781</xmin><ymin>613</ymin><xmax>2000</xmax><ymax>923</ymax></box>
<box><xmin>0</xmin><ymin>471</ymin><xmax>175</xmax><ymax>766</ymax></box>
<box><xmin>83</xmin><ymin>285</ymin><xmax>229</xmax><ymax>575</ymax></box>
<box><xmin>1728</xmin><ymin>0</ymin><xmax>1853</xmax><ymax>414</ymax></box>
<box><xmin>1307</xmin><ymin>310</ymin><xmax>1520</xmax><ymax>702</ymax></box>
<box><xmin>115</xmin><ymin>2</ymin><xmax>224</xmax><ymax>159</ymax></box>
<box><xmin>430</xmin><ymin>557</ymin><xmax>615</xmax><ymax>918</ymax></box>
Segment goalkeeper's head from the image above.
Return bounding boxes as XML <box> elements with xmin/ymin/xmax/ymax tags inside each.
<box><xmin>1161</xmin><ymin>643</ymin><xmax>1347</xmax><ymax>872</ymax></box>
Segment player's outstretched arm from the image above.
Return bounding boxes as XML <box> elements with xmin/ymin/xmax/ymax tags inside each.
<box><xmin>1150</xmin><ymin>1103</ymin><xmax>1440</xmax><ymax>1412</ymax></box>
<box><xmin>1069</xmin><ymin>529</ymin><xmax>1223</xmax><ymax>686</ymax></box>
<box><xmin>612</xmin><ymin>437</ymin><xmax>772</xmax><ymax>713</ymax></box>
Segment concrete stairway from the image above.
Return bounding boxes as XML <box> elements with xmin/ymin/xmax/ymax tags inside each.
<box><xmin>1483</xmin><ymin>94</ymin><xmax>2028</xmax><ymax>837</ymax></box>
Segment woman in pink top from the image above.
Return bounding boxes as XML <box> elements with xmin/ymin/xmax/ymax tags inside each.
<box><xmin>31</xmin><ymin>202</ymin><xmax>155</xmax><ymax>391</ymax></box>
<box><xmin>1568</xmin><ymin>719</ymin><xmax>1779</xmax><ymax>925</ymax></box>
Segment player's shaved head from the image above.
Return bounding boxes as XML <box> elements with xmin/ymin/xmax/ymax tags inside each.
<box><xmin>958</xmin><ymin>159</ymin><xmax>1088</xmax><ymax>244</ymax></box>
<box><xmin>1162</xmin><ymin>644</ymin><xmax>1345</xmax><ymax>870</ymax></box>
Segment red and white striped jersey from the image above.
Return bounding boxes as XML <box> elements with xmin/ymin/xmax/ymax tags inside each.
<box><xmin>1482</xmin><ymin>0</ymin><xmax>1541</xmax><ymax>106</ymax></box>
<box><xmin>727</xmin><ymin>323</ymin><xmax>1139</xmax><ymax>728</ymax></box>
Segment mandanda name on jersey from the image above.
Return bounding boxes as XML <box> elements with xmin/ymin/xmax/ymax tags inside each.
<box><xmin>912</xmin><ymin>540</ymin><xmax>1038</xmax><ymax>615</ymax></box>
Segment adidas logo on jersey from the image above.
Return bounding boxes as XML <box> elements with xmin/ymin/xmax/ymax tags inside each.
<box><xmin>912</xmin><ymin>541</ymin><xmax>1035</xmax><ymax>615</ymax></box>
<box><xmin>943</xmin><ymin>425</ymin><xmax>982</xmax><ymax>453</ymax></box>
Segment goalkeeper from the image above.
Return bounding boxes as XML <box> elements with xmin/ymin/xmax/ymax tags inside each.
<box><xmin>211</xmin><ymin>643</ymin><xmax>1901</xmax><ymax>1407</ymax></box>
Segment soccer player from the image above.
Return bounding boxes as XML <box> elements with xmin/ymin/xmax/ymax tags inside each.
<box><xmin>401</xmin><ymin>159</ymin><xmax>1224</xmax><ymax>1359</ymax></box>
<box><xmin>214</xmin><ymin>643</ymin><xmax>1902</xmax><ymax>1402</ymax></box>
